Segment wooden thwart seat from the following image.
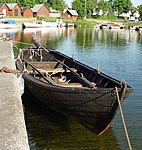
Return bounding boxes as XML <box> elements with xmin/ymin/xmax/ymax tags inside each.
<box><xmin>31</xmin><ymin>67</ymin><xmax>77</xmax><ymax>74</ymax></box>
<box><xmin>48</xmin><ymin>68</ymin><xmax>77</xmax><ymax>73</ymax></box>
<box><xmin>58</xmin><ymin>83</ymin><xmax>82</xmax><ymax>87</ymax></box>
<box><xmin>25</xmin><ymin>59</ymin><xmax>96</xmax><ymax>89</ymax></box>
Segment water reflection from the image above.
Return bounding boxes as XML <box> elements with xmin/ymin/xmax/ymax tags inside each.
<box><xmin>22</xmin><ymin>90</ymin><xmax>120</xmax><ymax>150</ymax></box>
<box><xmin>0</xmin><ymin>28</ymin><xmax>20</xmax><ymax>40</ymax></box>
<box><xmin>94</xmin><ymin>29</ymin><xmax>141</xmax><ymax>47</ymax></box>
<box><xmin>9</xmin><ymin>27</ymin><xmax>142</xmax><ymax>51</ymax></box>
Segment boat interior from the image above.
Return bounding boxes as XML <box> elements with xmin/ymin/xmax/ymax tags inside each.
<box><xmin>23</xmin><ymin>55</ymin><xmax>122</xmax><ymax>89</ymax></box>
<box><xmin>19</xmin><ymin>42</ymin><xmax>123</xmax><ymax>89</ymax></box>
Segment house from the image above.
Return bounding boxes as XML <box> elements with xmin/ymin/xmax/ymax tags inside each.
<box><xmin>6</xmin><ymin>3</ymin><xmax>21</xmax><ymax>16</ymax></box>
<box><xmin>129</xmin><ymin>11</ymin><xmax>140</xmax><ymax>22</ymax></box>
<box><xmin>93</xmin><ymin>8</ymin><xmax>103</xmax><ymax>16</ymax></box>
<box><xmin>64</xmin><ymin>9</ymin><xmax>78</xmax><ymax>20</ymax></box>
<box><xmin>92</xmin><ymin>8</ymin><xmax>109</xmax><ymax>16</ymax></box>
<box><xmin>49</xmin><ymin>7</ymin><xmax>61</xmax><ymax>18</ymax></box>
<box><xmin>119</xmin><ymin>10</ymin><xmax>140</xmax><ymax>22</ymax></box>
<box><xmin>21</xmin><ymin>7</ymin><xmax>33</xmax><ymax>17</ymax></box>
<box><xmin>0</xmin><ymin>3</ymin><xmax>9</xmax><ymax>16</ymax></box>
<box><xmin>31</xmin><ymin>4</ymin><xmax>50</xmax><ymax>18</ymax></box>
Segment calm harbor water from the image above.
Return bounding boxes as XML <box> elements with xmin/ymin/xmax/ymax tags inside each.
<box><xmin>7</xmin><ymin>27</ymin><xmax>142</xmax><ymax>149</ymax></box>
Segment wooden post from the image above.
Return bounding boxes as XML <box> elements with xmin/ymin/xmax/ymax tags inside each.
<box><xmin>97</xmin><ymin>64</ymin><xmax>100</xmax><ymax>73</ymax></box>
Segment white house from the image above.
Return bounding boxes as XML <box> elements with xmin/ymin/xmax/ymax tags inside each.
<box><xmin>120</xmin><ymin>10</ymin><xmax>140</xmax><ymax>22</ymax></box>
<box><xmin>93</xmin><ymin>8</ymin><xmax>104</xmax><ymax>16</ymax></box>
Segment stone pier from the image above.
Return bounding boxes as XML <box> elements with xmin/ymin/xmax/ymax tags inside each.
<box><xmin>0</xmin><ymin>41</ymin><xmax>29</xmax><ymax>150</ymax></box>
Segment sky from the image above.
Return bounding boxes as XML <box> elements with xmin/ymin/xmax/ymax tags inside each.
<box><xmin>65</xmin><ymin>0</ymin><xmax>72</xmax><ymax>8</ymax></box>
<box><xmin>65</xmin><ymin>0</ymin><xmax>142</xmax><ymax>8</ymax></box>
<box><xmin>131</xmin><ymin>0</ymin><xmax>142</xmax><ymax>7</ymax></box>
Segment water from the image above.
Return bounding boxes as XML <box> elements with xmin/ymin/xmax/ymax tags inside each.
<box><xmin>9</xmin><ymin>27</ymin><xmax>142</xmax><ymax>149</ymax></box>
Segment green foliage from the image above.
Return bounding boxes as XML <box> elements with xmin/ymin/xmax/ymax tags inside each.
<box><xmin>98</xmin><ymin>0</ymin><xmax>112</xmax><ymax>15</ymax></box>
<box><xmin>23</xmin><ymin>0</ymin><xmax>36</xmax><ymax>7</ymax></box>
<box><xmin>86</xmin><ymin>0</ymin><xmax>97</xmax><ymax>18</ymax></box>
<box><xmin>138</xmin><ymin>4</ymin><xmax>142</xmax><ymax>18</ymax></box>
<box><xmin>113</xmin><ymin>0</ymin><xmax>132</xmax><ymax>16</ymax></box>
<box><xmin>72</xmin><ymin>0</ymin><xmax>97</xmax><ymax>19</ymax></box>
<box><xmin>72</xmin><ymin>0</ymin><xmax>85</xmax><ymax>19</ymax></box>
<box><xmin>0</xmin><ymin>0</ymin><xmax>16</xmax><ymax>2</ymax></box>
<box><xmin>46</xmin><ymin>0</ymin><xmax>66</xmax><ymax>13</ymax></box>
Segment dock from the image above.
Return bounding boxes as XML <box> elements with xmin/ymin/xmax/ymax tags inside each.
<box><xmin>0</xmin><ymin>41</ymin><xmax>29</xmax><ymax>149</ymax></box>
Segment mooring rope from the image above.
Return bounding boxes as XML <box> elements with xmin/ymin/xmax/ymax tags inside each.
<box><xmin>115</xmin><ymin>86</ymin><xmax>132</xmax><ymax>150</ymax></box>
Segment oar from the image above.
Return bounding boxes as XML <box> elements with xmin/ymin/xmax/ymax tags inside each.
<box><xmin>23</xmin><ymin>59</ymin><xmax>57</xmax><ymax>86</ymax></box>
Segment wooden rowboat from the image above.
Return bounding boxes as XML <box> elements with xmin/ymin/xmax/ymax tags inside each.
<box><xmin>15</xmin><ymin>40</ymin><xmax>133</xmax><ymax>134</ymax></box>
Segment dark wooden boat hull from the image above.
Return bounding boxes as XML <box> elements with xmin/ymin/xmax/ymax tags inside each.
<box><xmin>16</xmin><ymin>41</ymin><xmax>133</xmax><ymax>134</ymax></box>
<box><xmin>22</xmin><ymin>72</ymin><xmax>131</xmax><ymax>134</ymax></box>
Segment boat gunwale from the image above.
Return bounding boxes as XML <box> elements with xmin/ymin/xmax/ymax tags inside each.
<box><xmin>31</xmin><ymin>44</ymin><xmax>131</xmax><ymax>89</ymax></box>
<box><xmin>23</xmin><ymin>73</ymin><xmax>133</xmax><ymax>94</ymax></box>
<box><xmin>18</xmin><ymin>46</ymin><xmax>133</xmax><ymax>91</ymax></box>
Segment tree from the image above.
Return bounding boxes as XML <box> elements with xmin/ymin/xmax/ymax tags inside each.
<box><xmin>138</xmin><ymin>4</ymin><xmax>142</xmax><ymax>19</ymax></box>
<box><xmin>46</xmin><ymin>0</ymin><xmax>66</xmax><ymax>13</ymax></box>
<box><xmin>72</xmin><ymin>0</ymin><xmax>97</xmax><ymax>19</ymax></box>
<box><xmin>72</xmin><ymin>0</ymin><xmax>85</xmax><ymax>18</ymax></box>
<box><xmin>0</xmin><ymin>0</ymin><xmax>17</xmax><ymax>2</ymax></box>
<box><xmin>98</xmin><ymin>0</ymin><xmax>112</xmax><ymax>16</ymax></box>
<box><xmin>113</xmin><ymin>0</ymin><xmax>132</xmax><ymax>16</ymax></box>
<box><xmin>86</xmin><ymin>0</ymin><xmax>98</xmax><ymax>18</ymax></box>
<box><xmin>21</xmin><ymin>0</ymin><xmax>37</xmax><ymax>7</ymax></box>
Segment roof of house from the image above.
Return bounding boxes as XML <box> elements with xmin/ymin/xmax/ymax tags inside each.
<box><xmin>22</xmin><ymin>7</ymin><xmax>32</xmax><ymax>13</ymax></box>
<box><xmin>49</xmin><ymin>7</ymin><xmax>60</xmax><ymax>13</ymax></box>
<box><xmin>21</xmin><ymin>8</ymin><xmax>26</xmax><ymax>13</ymax></box>
<box><xmin>6</xmin><ymin>3</ymin><xmax>18</xmax><ymax>10</ymax></box>
<box><xmin>31</xmin><ymin>4</ymin><xmax>44</xmax><ymax>12</ymax></box>
<box><xmin>67</xmin><ymin>10</ymin><xmax>78</xmax><ymax>16</ymax></box>
<box><xmin>0</xmin><ymin>3</ymin><xmax>5</xmax><ymax>8</ymax></box>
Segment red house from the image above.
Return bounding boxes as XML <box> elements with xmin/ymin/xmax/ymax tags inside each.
<box><xmin>21</xmin><ymin>7</ymin><xmax>33</xmax><ymax>17</ymax></box>
<box><xmin>6</xmin><ymin>3</ymin><xmax>21</xmax><ymax>16</ymax></box>
<box><xmin>64</xmin><ymin>9</ymin><xmax>78</xmax><ymax>20</ymax></box>
<box><xmin>0</xmin><ymin>3</ymin><xmax>9</xmax><ymax>16</ymax></box>
<box><xmin>31</xmin><ymin>4</ymin><xmax>50</xmax><ymax>18</ymax></box>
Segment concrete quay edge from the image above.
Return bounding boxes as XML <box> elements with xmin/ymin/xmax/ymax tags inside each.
<box><xmin>0</xmin><ymin>41</ymin><xmax>29</xmax><ymax>150</ymax></box>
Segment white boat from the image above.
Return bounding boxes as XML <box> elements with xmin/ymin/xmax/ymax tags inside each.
<box><xmin>0</xmin><ymin>20</ymin><xmax>19</xmax><ymax>29</ymax></box>
<box><xmin>22</xmin><ymin>19</ymin><xmax>66</xmax><ymax>28</ymax></box>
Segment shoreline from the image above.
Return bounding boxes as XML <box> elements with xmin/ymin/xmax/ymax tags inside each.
<box><xmin>0</xmin><ymin>17</ymin><xmax>142</xmax><ymax>29</ymax></box>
